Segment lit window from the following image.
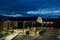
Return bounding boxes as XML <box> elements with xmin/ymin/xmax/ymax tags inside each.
<box><xmin>43</xmin><ymin>22</ymin><xmax>46</xmax><ymax>24</ymax></box>
<box><xmin>50</xmin><ymin>22</ymin><xmax>53</xmax><ymax>24</ymax></box>
<box><xmin>47</xmin><ymin>22</ymin><xmax>50</xmax><ymax>24</ymax></box>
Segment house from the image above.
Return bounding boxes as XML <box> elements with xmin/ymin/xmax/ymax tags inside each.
<box><xmin>5</xmin><ymin>16</ymin><xmax>43</xmax><ymax>29</ymax></box>
<box><xmin>0</xmin><ymin>16</ymin><xmax>58</xmax><ymax>35</ymax></box>
<box><xmin>0</xmin><ymin>16</ymin><xmax>44</xmax><ymax>35</ymax></box>
<box><xmin>43</xmin><ymin>18</ymin><xmax>60</xmax><ymax>28</ymax></box>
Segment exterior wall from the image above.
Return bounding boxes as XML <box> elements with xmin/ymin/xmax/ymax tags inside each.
<box><xmin>3</xmin><ymin>21</ymin><xmax>13</xmax><ymax>31</ymax></box>
<box><xmin>37</xmin><ymin>17</ymin><xmax>42</xmax><ymax>23</ymax></box>
<box><xmin>0</xmin><ymin>21</ymin><xmax>3</xmax><ymax>31</ymax></box>
<box><xmin>14</xmin><ymin>21</ymin><xmax>18</xmax><ymax>29</ymax></box>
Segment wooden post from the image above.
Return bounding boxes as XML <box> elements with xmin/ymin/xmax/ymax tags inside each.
<box><xmin>35</xmin><ymin>21</ymin><xmax>37</xmax><ymax>35</ymax></box>
<box><xmin>32</xmin><ymin>21</ymin><xmax>33</xmax><ymax>29</ymax></box>
<box><xmin>32</xmin><ymin>21</ymin><xmax>33</xmax><ymax>34</ymax></box>
<box><xmin>12</xmin><ymin>21</ymin><xmax>14</xmax><ymax>33</ymax></box>
<box><xmin>28</xmin><ymin>21</ymin><xmax>29</xmax><ymax>31</ymax></box>
<box><xmin>23</xmin><ymin>21</ymin><xmax>25</xmax><ymax>35</ymax></box>
<box><xmin>41</xmin><ymin>22</ymin><xmax>43</xmax><ymax>30</ymax></box>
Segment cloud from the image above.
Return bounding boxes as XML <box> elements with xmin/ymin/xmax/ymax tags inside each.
<box><xmin>27</xmin><ymin>9</ymin><xmax>60</xmax><ymax>15</ymax></box>
<box><xmin>2</xmin><ymin>14</ymin><xmax>23</xmax><ymax>17</ymax></box>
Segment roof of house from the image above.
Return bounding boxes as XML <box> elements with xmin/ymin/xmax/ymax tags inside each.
<box><xmin>0</xmin><ymin>16</ymin><xmax>40</xmax><ymax>21</ymax></box>
<box><xmin>6</xmin><ymin>17</ymin><xmax>42</xmax><ymax>21</ymax></box>
<box><xmin>0</xmin><ymin>15</ymin><xmax>39</xmax><ymax>21</ymax></box>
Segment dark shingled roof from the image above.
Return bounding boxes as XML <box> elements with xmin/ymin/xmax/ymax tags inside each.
<box><xmin>0</xmin><ymin>15</ymin><xmax>39</xmax><ymax>21</ymax></box>
<box><xmin>6</xmin><ymin>17</ymin><xmax>38</xmax><ymax>21</ymax></box>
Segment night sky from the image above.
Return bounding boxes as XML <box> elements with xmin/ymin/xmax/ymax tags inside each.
<box><xmin>0</xmin><ymin>0</ymin><xmax>60</xmax><ymax>18</ymax></box>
